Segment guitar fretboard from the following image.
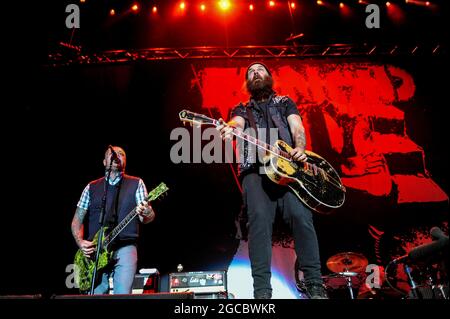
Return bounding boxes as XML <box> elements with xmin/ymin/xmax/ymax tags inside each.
<box><xmin>103</xmin><ymin>208</ymin><xmax>139</xmax><ymax>248</ymax></box>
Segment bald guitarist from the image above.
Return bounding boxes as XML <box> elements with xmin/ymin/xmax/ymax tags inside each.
<box><xmin>71</xmin><ymin>145</ymin><xmax>155</xmax><ymax>294</ymax></box>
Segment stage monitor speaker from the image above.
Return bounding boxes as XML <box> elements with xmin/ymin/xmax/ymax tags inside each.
<box><xmin>52</xmin><ymin>292</ymin><xmax>194</xmax><ymax>299</ymax></box>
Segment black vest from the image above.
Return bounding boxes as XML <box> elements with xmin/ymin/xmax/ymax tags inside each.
<box><xmin>85</xmin><ymin>174</ymin><xmax>140</xmax><ymax>244</ymax></box>
<box><xmin>238</xmin><ymin>95</ymin><xmax>294</xmax><ymax>176</ymax></box>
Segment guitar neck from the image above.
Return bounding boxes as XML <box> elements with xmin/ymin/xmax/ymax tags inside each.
<box><xmin>103</xmin><ymin>207</ymin><xmax>139</xmax><ymax>248</ymax></box>
<box><xmin>210</xmin><ymin>119</ymin><xmax>292</xmax><ymax>161</ymax></box>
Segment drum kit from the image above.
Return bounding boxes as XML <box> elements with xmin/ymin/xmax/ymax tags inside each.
<box><xmin>323</xmin><ymin>252</ymin><xmax>367</xmax><ymax>299</ymax></box>
<box><xmin>323</xmin><ymin>251</ymin><xmax>402</xmax><ymax>299</ymax></box>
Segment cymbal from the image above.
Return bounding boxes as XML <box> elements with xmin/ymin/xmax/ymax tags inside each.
<box><xmin>326</xmin><ymin>252</ymin><xmax>368</xmax><ymax>273</ymax></box>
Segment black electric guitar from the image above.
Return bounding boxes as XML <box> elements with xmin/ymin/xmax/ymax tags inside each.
<box><xmin>179</xmin><ymin>110</ymin><xmax>345</xmax><ymax>214</ymax></box>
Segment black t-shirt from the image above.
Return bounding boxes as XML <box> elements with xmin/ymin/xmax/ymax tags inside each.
<box><xmin>230</xmin><ymin>95</ymin><xmax>300</xmax><ymax>129</ymax></box>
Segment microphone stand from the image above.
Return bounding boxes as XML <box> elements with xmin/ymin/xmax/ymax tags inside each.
<box><xmin>89</xmin><ymin>161</ymin><xmax>113</xmax><ymax>295</ymax></box>
<box><xmin>404</xmin><ymin>264</ymin><xmax>421</xmax><ymax>299</ymax></box>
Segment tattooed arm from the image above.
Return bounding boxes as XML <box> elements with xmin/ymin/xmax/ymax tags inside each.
<box><xmin>71</xmin><ymin>207</ymin><xmax>95</xmax><ymax>257</ymax></box>
<box><xmin>287</xmin><ymin>114</ymin><xmax>308</xmax><ymax>162</ymax></box>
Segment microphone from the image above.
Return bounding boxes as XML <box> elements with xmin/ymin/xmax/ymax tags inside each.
<box><xmin>408</xmin><ymin>237</ymin><xmax>448</xmax><ymax>261</ymax></box>
<box><xmin>108</xmin><ymin>145</ymin><xmax>119</xmax><ymax>162</ymax></box>
<box><xmin>431</xmin><ymin>226</ymin><xmax>448</xmax><ymax>241</ymax></box>
<box><xmin>393</xmin><ymin>229</ymin><xmax>449</xmax><ymax>264</ymax></box>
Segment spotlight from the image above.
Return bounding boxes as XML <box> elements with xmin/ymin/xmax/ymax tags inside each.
<box><xmin>218</xmin><ymin>0</ymin><xmax>231</xmax><ymax>11</ymax></box>
<box><xmin>200</xmin><ymin>4</ymin><xmax>206</xmax><ymax>11</ymax></box>
<box><xmin>180</xmin><ymin>2</ymin><xmax>186</xmax><ymax>10</ymax></box>
<box><xmin>249</xmin><ymin>4</ymin><xmax>254</xmax><ymax>11</ymax></box>
<box><xmin>132</xmin><ymin>4</ymin><xmax>139</xmax><ymax>12</ymax></box>
<box><xmin>269</xmin><ymin>1</ymin><xmax>276</xmax><ymax>7</ymax></box>
<box><xmin>340</xmin><ymin>2</ymin><xmax>344</xmax><ymax>8</ymax></box>
<box><xmin>152</xmin><ymin>6</ymin><xmax>157</xmax><ymax>14</ymax></box>
<box><xmin>290</xmin><ymin>2</ymin><xmax>296</xmax><ymax>9</ymax></box>
<box><xmin>109</xmin><ymin>9</ymin><xmax>115</xmax><ymax>16</ymax></box>
<box><xmin>317</xmin><ymin>1</ymin><xmax>323</xmax><ymax>5</ymax></box>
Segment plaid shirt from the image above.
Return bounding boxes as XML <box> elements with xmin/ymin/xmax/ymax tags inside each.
<box><xmin>77</xmin><ymin>172</ymin><xmax>147</xmax><ymax>210</ymax></box>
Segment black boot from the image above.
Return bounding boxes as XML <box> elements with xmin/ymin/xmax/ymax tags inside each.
<box><xmin>305</xmin><ymin>283</ymin><xmax>329</xmax><ymax>299</ymax></box>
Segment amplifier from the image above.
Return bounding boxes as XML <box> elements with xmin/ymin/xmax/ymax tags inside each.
<box><xmin>169</xmin><ymin>270</ymin><xmax>227</xmax><ymax>294</ymax></box>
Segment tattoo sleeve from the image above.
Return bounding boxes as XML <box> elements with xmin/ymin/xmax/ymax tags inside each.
<box><xmin>294</xmin><ymin>130</ymin><xmax>306</xmax><ymax>149</ymax></box>
<box><xmin>71</xmin><ymin>207</ymin><xmax>87</xmax><ymax>246</ymax></box>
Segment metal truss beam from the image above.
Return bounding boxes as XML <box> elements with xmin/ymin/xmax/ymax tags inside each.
<box><xmin>48</xmin><ymin>43</ymin><xmax>444</xmax><ymax>66</ymax></box>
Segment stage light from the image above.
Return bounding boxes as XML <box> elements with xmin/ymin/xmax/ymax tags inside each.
<box><xmin>317</xmin><ymin>1</ymin><xmax>323</xmax><ymax>5</ymax></box>
<box><xmin>218</xmin><ymin>0</ymin><xmax>231</xmax><ymax>11</ymax></box>
<box><xmin>269</xmin><ymin>1</ymin><xmax>276</xmax><ymax>7</ymax></box>
<box><xmin>132</xmin><ymin>4</ymin><xmax>139</xmax><ymax>12</ymax></box>
<box><xmin>249</xmin><ymin>4</ymin><xmax>254</xmax><ymax>11</ymax></box>
<box><xmin>80</xmin><ymin>0</ymin><xmax>86</xmax><ymax>3</ymax></box>
<box><xmin>290</xmin><ymin>2</ymin><xmax>296</xmax><ymax>9</ymax></box>
<box><xmin>200</xmin><ymin>4</ymin><xmax>206</xmax><ymax>11</ymax></box>
<box><xmin>406</xmin><ymin>0</ymin><xmax>433</xmax><ymax>6</ymax></box>
<box><xmin>109</xmin><ymin>9</ymin><xmax>115</xmax><ymax>16</ymax></box>
<box><xmin>152</xmin><ymin>6</ymin><xmax>157</xmax><ymax>14</ymax></box>
<box><xmin>386</xmin><ymin>2</ymin><xmax>391</xmax><ymax>7</ymax></box>
<box><xmin>180</xmin><ymin>2</ymin><xmax>186</xmax><ymax>10</ymax></box>
<box><xmin>340</xmin><ymin>2</ymin><xmax>344</xmax><ymax>8</ymax></box>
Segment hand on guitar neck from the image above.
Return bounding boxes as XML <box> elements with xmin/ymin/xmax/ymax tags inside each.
<box><xmin>216</xmin><ymin>118</ymin><xmax>240</xmax><ymax>141</ymax></box>
<box><xmin>136</xmin><ymin>200</ymin><xmax>155</xmax><ymax>223</ymax></box>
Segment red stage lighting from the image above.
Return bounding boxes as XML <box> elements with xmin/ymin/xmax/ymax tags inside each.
<box><xmin>249</xmin><ymin>4</ymin><xmax>254</xmax><ymax>11</ymax></box>
<box><xmin>152</xmin><ymin>6</ymin><xmax>157</xmax><ymax>14</ymax></box>
<box><xmin>386</xmin><ymin>2</ymin><xmax>391</xmax><ymax>7</ymax></box>
<box><xmin>317</xmin><ymin>0</ymin><xmax>324</xmax><ymax>5</ymax></box>
<box><xmin>425</xmin><ymin>1</ymin><xmax>430</xmax><ymax>5</ymax></box>
<box><xmin>109</xmin><ymin>9</ymin><xmax>115</xmax><ymax>16</ymax></box>
<box><xmin>200</xmin><ymin>4</ymin><xmax>206</xmax><ymax>11</ymax></box>
<box><xmin>180</xmin><ymin>2</ymin><xmax>186</xmax><ymax>10</ymax></box>
<box><xmin>269</xmin><ymin>1</ymin><xmax>276</xmax><ymax>7</ymax></box>
<box><xmin>340</xmin><ymin>2</ymin><xmax>344</xmax><ymax>8</ymax></box>
<box><xmin>290</xmin><ymin>2</ymin><xmax>296</xmax><ymax>9</ymax></box>
<box><xmin>132</xmin><ymin>4</ymin><xmax>139</xmax><ymax>12</ymax></box>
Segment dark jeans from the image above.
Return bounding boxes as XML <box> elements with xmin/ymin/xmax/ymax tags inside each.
<box><xmin>242</xmin><ymin>172</ymin><xmax>323</xmax><ymax>297</ymax></box>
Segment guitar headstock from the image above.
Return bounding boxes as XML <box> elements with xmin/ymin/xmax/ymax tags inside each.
<box><xmin>179</xmin><ymin>110</ymin><xmax>215</xmax><ymax>127</ymax></box>
<box><xmin>147</xmin><ymin>182</ymin><xmax>169</xmax><ymax>202</ymax></box>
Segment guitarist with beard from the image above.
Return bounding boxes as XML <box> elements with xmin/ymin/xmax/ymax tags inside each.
<box><xmin>71</xmin><ymin>145</ymin><xmax>155</xmax><ymax>294</ymax></box>
<box><xmin>217</xmin><ymin>62</ymin><xmax>328</xmax><ymax>299</ymax></box>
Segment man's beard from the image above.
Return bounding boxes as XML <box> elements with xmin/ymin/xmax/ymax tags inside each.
<box><xmin>246</xmin><ymin>75</ymin><xmax>274</xmax><ymax>101</ymax></box>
